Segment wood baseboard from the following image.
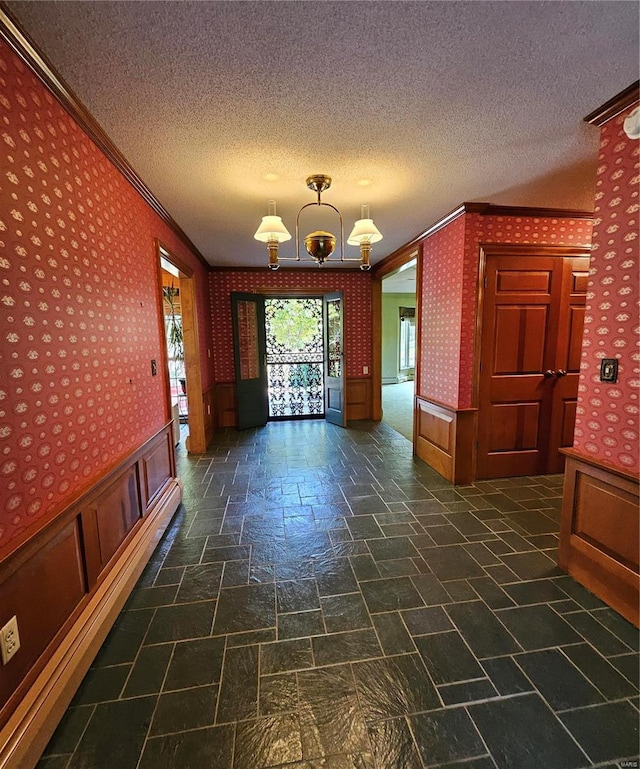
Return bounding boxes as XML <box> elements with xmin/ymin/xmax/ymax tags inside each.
<box><xmin>559</xmin><ymin>450</ymin><xmax>639</xmax><ymax>626</ymax></box>
<box><xmin>0</xmin><ymin>479</ymin><xmax>181</xmax><ymax>769</ymax></box>
<box><xmin>414</xmin><ymin>396</ymin><xmax>477</xmax><ymax>484</ymax></box>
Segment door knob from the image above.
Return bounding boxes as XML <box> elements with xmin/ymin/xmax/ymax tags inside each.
<box><xmin>544</xmin><ymin>370</ymin><xmax>555</xmax><ymax>378</ymax></box>
<box><xmin>556</xmin><ymin>369</ymin><xmax>567</xmax><ymax>377</ymax></box>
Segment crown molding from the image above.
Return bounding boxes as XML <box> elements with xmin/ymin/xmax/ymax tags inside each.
<box><xmin>584</xmin><ymin>81</ymin><xmax>640</xmax><ymax>126</ymax></box>
<box><xmin>0</xmin><ymin>4</ymin><xmax>211</xmax><ymax>271</ymax></box>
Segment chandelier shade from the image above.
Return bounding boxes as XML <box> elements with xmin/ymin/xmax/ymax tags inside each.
<box><xmin>253</xmin><ymin>175</ymin><xmax>382</xmax><ymax>271</ymax></box>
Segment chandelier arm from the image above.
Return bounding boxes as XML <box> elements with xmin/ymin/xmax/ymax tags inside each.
<box><xmin>295</xmin><ymin>200</ymin><xmax>344</xmax><ymax>262</ymax></box>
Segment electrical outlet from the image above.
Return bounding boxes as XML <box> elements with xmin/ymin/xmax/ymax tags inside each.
<box><xmin>1</xmin><ymin>616</ymin><xmax>20</xmax><ymax>665</ymax></box>
<box><xmin>363</xmin><ymin>366</ymin><xmax>369</xmax><ymax>374</ymax></box>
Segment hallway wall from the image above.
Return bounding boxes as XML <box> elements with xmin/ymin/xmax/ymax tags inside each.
<box><xmin>209</xmin><ymin>269</ymin><xmax>373</xmax><ymax>382</ymax></box>
<box><xmin>0</xmin><ymin>40</ymin><xmax>212</xmax><ymax>551</ymax></box>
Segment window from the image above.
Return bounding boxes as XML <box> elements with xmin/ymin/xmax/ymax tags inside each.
<box><xmin>399</xmin><ymin>307</ymin><xmax>416</xmax><ymax>370</ymax></box>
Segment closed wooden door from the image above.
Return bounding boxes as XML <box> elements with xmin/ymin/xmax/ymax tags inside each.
<box><xmin>324</xmin><ymin>291</ymin><xmax>346</xmax><ymax>426</ymax></box>
<box><xmin>477</xmin><ymin>253</ymin><xmax>589</xmax><ymax>479</ymax></box>
<box><xmin>231</xmin><ymin>292</ymin><xmax>269</xmax><ymax>429</ymax></box>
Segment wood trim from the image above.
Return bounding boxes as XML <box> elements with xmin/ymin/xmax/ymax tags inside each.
<box><xmin>0</xmin><ymin>479</ymin><xmax>181</xmax><ymax>769</ymax></box>
<box><xmin>559</xmin><ymin>454</ymin><xmax>639</xmax><ymax>626</ymax></box>
<box><xmin>561</xmin><ymin>448</ymin><xmax>639</xmax><ymax>484</ymax></box>
<box><xmin>414</xmin><ymin>245</ymin><xmax>424</xmax><ymax>402</ymax></box>
<box><xmin>371</xmin><ymin>279</ymin><xmax>382</xmax><ymax>421</ymax></box>
<box><xmin>346</xmin><ymin>377</ymin><xmax>372</xmax><ymax>421</ymax></box>
<box><xmin>0</xmin><ymin>6</ymin><xmax>210</xmax><ymax>271</ymax></box>
<box><xmin>584</xmin><ymin>81</ymin><xmax>640</xmax><ymax>126</ymax></box>
<box><xmin>414</xmin><ymin>396</ymin><xmax>477</xmax><ymax>484</ymax></box>
<box><xmin>215</xmin><ymin>382</ymin><xmax>237</xmax><ymax>428</ymax></box>
<box><xmin>470</xmin><ymin>204</ymin><xmax>594</xmax><ymax>220</ymax></box>
<box><xmin>371</xmin><ymin>246</ymin><xmax>419</xmax><ymax>280</ymax></box>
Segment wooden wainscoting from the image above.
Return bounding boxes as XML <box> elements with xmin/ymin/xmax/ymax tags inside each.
<box><xmin>414</xmin><ymin>396</ymin><xmax>477</xmax><ymax>484</ymax></box>
<box><xmin>215</xmin><ymin>382</ymin><xmax>237</xmax><ymax>428</ymax></box>
<box><xmin>559</xmin><ymin>450</ymin><xmax>639</xmax><ymax>627</ymax></box>
<box><xmin>346</xmin><ymin>377</ymin><xmax>372</xmax><ymax>421</ymax></box>
<box><xmin>203</xmin><ymin>386</ymin><xmax>215</xmax><ymax>446</ymax></box>
<box><xmin>0</xmin><ymin>423</ymin><xmax>181</xmax><ymax>769</ymax></box>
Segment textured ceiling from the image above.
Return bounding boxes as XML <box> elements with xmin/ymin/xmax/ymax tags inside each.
<box><xmin>7</xmin><ymin>1</ymin><xmax>639</xmax><ymax>269</ymax></box>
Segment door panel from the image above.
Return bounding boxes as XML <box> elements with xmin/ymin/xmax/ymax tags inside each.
<box><xmin>324</xmin><ymin>291</ymin><xmax>345</xmax><ymax>426</ymax></box>
<box><xmin>477</xmin><ymin>254</ymin><xmax>589</xmax><ymax>479</ymax></box>
<box><xmin>231</xmin><ymin>292</ymin><xmax>268</xmax><ymax>429</ymax></box>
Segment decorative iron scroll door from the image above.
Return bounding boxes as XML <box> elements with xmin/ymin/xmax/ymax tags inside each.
<box><xmin>324</xmin><ymin>291</ymin><xmax>346</xmax><ymax>426</ymax></box>
<box><xmin>265</xmin><ymin>298</ymin><xmax>324</xmax><ymax>418</ymax></box>
<box><xmin>231</xmin><ymin>292</ymin><xmax>268</xmax><ymax>429</ymax></box>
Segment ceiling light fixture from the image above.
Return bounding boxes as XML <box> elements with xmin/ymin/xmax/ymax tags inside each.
<box><xmin>254</xmin><ymin>174</ymin><xmax>382</xmax><ymax>271</ymax></box>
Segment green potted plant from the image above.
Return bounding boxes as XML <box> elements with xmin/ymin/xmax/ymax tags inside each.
<box><xmin>163</xmin><ymin>283</ymin><xmax>185</xmax><ymax>392</ymax></box>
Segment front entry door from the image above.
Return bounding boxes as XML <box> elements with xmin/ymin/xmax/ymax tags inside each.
<box><xmin>324</xmin><ymin>292</ymin><xmax>346</xmax><ymax>426</ymax></box>
<box><xmin>477</xmin><ymin>253</ymin><xmax>589</xmax><ymax>479</ymax></box>
<box><xmin>231</xmin><ymin>292</ymin><xmax>268</xmax><ymax>429</ymax></box>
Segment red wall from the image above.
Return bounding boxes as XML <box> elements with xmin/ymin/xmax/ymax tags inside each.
<box><xmin>0</xmin><ymin>43</ymin><xmax>211</xmax><ymax>551</ymax></box>
<box><xmin>210</xmin><ymin>270</ymin><xmax>372</xmax><ymax>382</ymax></box>
<box><xmin>573</xmin><ymin>104</ymin><xmax>639</xmax><ymax>471</ymax></box>
<box><xmin>418</xmin><ymin>210</ymin><xmax>593</xmax><ymax>409</ymax></box>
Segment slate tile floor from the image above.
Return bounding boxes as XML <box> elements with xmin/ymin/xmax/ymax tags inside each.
<box><xmin>38</xmin><ymin>421</ymin><xmax>639</xmax><ymax>769</ymax></box>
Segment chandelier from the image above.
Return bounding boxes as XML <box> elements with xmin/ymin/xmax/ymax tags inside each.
<box><xmin>254</xmin><ymin>174</ymin><xmax>382</xmax><ymax>271</ymax></box>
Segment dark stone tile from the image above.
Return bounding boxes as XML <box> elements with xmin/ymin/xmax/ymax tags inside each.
<box><xmin>371</xmin><ymin>612</ymin><xmax>415</xmax><ymax>655</ymax></box>
<box><xmin>423</xmin><ymin>524</ymin><xmax>466</xmax><ymax>545</ymax></box>
<box><xmin>499</xmin><ymin>551</ymin><xmax>562</xmax><ymax>580</ymax></box>
<box><xmin>234</xmin><ymin>714</ymin><xmax>303</xmax><ymax>768</ymax></box>
<box><xmin>71</xmin><ymin>664</ymin><xmax>130</xmax><ymax>706</ymax></box>
<box><xmin>145</xmin><ymin>601</ymin><xmax>216</xmax><ymax>644</ymax></box>
<box><xmin>162</xmin><ymin>537</ymin><xmax>207</xmax><ymax>568</ymax></box>
<box><xmin>438</xmin><ymin>678</ymin><xmax>498</xmax><ymax>705</ymax></box>
<box><xmin>217</xmin><ymin>644</ymin><xmax>259</xmax><ymax>723</ymax></box>
<box><xmin>349</xmin><ymin>554</ymin><xmax>380</xmax><ymax>581</ymax></box>
<box><xmin>563</xmin><ymin>611</ymin><xmax>632</xmax><ymax>656</ymax></box>
<box><xmin>499</xmin><ymin>531</ymin><xmax>535</xmax><ymax>553</ymax></box>
<box><xmin>92</xmin><ymin>609</ymin><xmax>154</xmax><ymax>667</ymax></box>
<box><xmin>68</xmin><ymin>696</ymin><xmax>156</xmax><ymax>769</ymax></box>
<box><xmin>611</xmin><ymin>652</ymin><xmax>640</xmax><ymax>685</ymax></box>
<box><xmin>414</xmin><ymin>630</ymin><xmax>484</xmax><ymax>685</ymax></box>
<box><xmin>360</xmin><ymin>577</ymin><xmax>424</xmax><ymax>613</ymax></box>
<box><xmin>462</xmin><ymin>542</ymin><xmax>501</xmax><ymax>566</ymax></box>
<box><xmin>41</xmin><ymin>705</ymin><xmax>94</xmax><ymax>756</ymax></box>
<box><xmin>421</xmin><ymin>546</ymin><xmax>486</xmax><ymax>581</ymax></box>
<box><xmin>446</xmin><ymin>601</ymin><xmax>521</xmax><ymax>658</ymax></box>
<box><xmin>560</xmin><ymin>701</ymin><xmax>640</xmax><ymax>764</ymax></box>
<box><xmin>312</xmin><ymin>629</ymin><xmax>382</xmax><ymax>666</ymax></box>
<box><xmin>377</xmin><ymin>557</ymin><xmax>420</xmax><ymax>577</ymax></box>
<box><xmin>259</xmin><ymin>672</ymin><xmax>298</xmax><ymax>716</ymax></box>
<box><xmin>321</xmin><ymin>593</ymin><xmax>371</xmax><ymax>632</ymax></box>
<box><xmin>221</xmin><ymin>559</ymin><xmax>250</xmax><ymax>587</ymax></box>
<box><xmin>401</xmin><ymin>606</ymin><xmax>453</xmax><ymax>636</ymax></box>
<box><xmin>410</xmin><ymin>707</ymin><xmax>486</xmax><ymax>766</ymax></box>
<box><xmin>175</xmin><ymin>562</ymin><xmax>223</xmax><ymax>603</ymax></box>
<box><xmin>481</xmin><ymin>656</ymin><xmax>534</xmax><ymax>695</ymax></box>
<box><xmin>315</xmin><ymin>558</ymin><xmax>359</xmax><ymax>596</ymax></box>
<box><xmin>562</xmin><ymin>643</ymin><xmax>638</xmax><ymax>700</ymax></box>
<box><xmin>277</xmin><ymin>579</ymin><xmax>320</xmax><ymax>613</ymax></box>
<box><xmin>123</xmin><ymin>643</ymin><xmax>173</xmax><ymax>697</ymax></box>
<box><xmin>506</xmin><ymin>509</ymin><xmax>558</xmax><ymax>535</ymax></box>
<box><xmin>410</xmin><ymin>573</ymin><xmax>451</xmax><ymax>605</ymax></box>
<box><xmin>150</xmin><ymin>684</ymin><xmax>218</xmax><ymax>735</ymax></box>
<box><xmin>127</xmin><ymin>584</ymin><xmax>178</xmax><ymax>610</ymax></box>
<box><xmin>204</xmin><ymin>544</ymin><xmax>252</xmax><ymax>564</ymax></box>
<box><xmin>37</xmin><ymin>757</ymin><xmax>72</xmax><ymax>769</ymax></box>
<box><xmin>442</xmin><ymin>579</ymin><xmax>477</xmax><ymax>602</ymax></box>
<box><xmin>469</xmin><ymin>577</ymin><xmax>515</xmax><ymax>609</ymax></box>
<box><xmin>164</xmin><ymin>636</ymin><xmax>225</xmax><ymax>690</ymax></box>
<box><xmin>496</xmin><ymin>605</ymin><xmax>582</xmax><ymax>650</ymax></box>
<box><xmin>431</xmin><ymin>488</ymin><xmax>465</xmax><ymax>504</ymax></box>
<box><xmin>469</xmin><ymin>693</ymin><xmax>588</xmax><ymax>769</ymax></box>
<box><xmin>503</xmin><ymin>578</ymin><xmax>570</xmax><ymax>605</ymax></box>
<box><xmin>154</xmin><ymin>566</ymin><xmax>185</xmax><ymax>587</ymax></box>
<box><xmin>138</xmin><ymin>724</ymin><xmax>234</xmax><ymax>769</ymax></box>
<box><xmin>352</xmin><ymin>654</ymin><xmax>440</xmax><ymax>719</ymax></box>
<box><xmin>227</xmin><ymin>629</ymin><xmax>277</xmax><ymax>647</ymax></box>
<box><xmin>278</xmin><ymin>609</ymin><xmax>325</xmax><ymax>640</ymax></box>
<box><xmin>346</xmin><ymin>515</ymin><xmax>384</xmax><ymax>540</ymax></box>
<box><xmin>446</xmin><ymin>512</ymin><xmax>491</xmax><ymax>536</ymax></box>
<box><xmin>298</xmin><ymin>665</ymin><xmax>369</xmax><ymax>760</ymax></box>
<box><xmin>261</xmin><ymin>638</ymin><xmax>313</xmax><ymax>674</ymax></box>
<box><xmin>592</xmin><ymin>608</ymin><xmax>640</xmax><ymax>651</ymax></box>
<box><xmin>552</xmin><ymin>575</ymin><xmax>608</xmax><ymax>609</ymax></box>
<box><xmin>368</xmin><ymin>717</ymin><xmax>423</xmax><ymax>769</ymax></box>
<box><xmin>367</xmin><ymin>536</ymin><xmax>420</xmax><ymax>561</ymax></box>
<box><xmin>213</xmin><ymin>584</ymin><xmax>276</xmax><ymax>635</ymax></box>
<box><xmin>478</xmin><ymin>493</ymin><xmax>524</xmax><ymax>513</ymax></box>
<box><xmin>515</xmin><ymin>648</ymin><xmax>604</xmax><ymax>710</ymax></box>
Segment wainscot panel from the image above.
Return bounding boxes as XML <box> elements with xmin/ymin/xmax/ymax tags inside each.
<box><xmin>559</xmin><ymin>449</ymin><xmax>639</xmax><ymax>626</ymax></box>
<box><xmin>215</xmin><ymin>382</ymin><xmax>238</xmax><ymax>428</ymax></box>
<box><xmin>346</xmin><ymin>377</ymin><xmax>372</xmax><ymax>421</ymax></box>
<box><xmin>0</xmin><ymin>423</ymin><xmax>182</xmax><ymax>769</ymax></box>
<box><xmin>414</xmin><ymin>396</ymin><xmax>477</xmax><ymax>484</ymax></box>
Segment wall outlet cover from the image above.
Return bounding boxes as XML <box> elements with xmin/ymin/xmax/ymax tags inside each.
<box><xmin>1</xmin><ymin>615</ymin><xmax>20</xmax><ymax>665</ymax></box>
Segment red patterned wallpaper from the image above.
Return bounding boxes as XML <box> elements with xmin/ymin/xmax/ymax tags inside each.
<box><xmin>573</xmin><ymin>104</ymin><xmax>639</xmax><ymax>471</ymax></box>
<box><xmin>419</xmin><ymin>215</ymin><xmax>466</xmax><ymax>407</ymax></box>
<box><xmin>210</xmin><ymin>270</ymin><xmax>372</xmax><ymax>382</ymax></box>
<box><xmin>0</xmin><ymin>43</ymin><xmax>211</xmax><ymax>550</ymax></box>
<box><xmin>418</xmin><ymin>211</ymin><xmax>592</xmax><ymax>409</ymax></box>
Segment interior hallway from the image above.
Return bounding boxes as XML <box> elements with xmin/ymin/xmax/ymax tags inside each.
<box><xmin>381</xmin><ymin>381</ymin><xmax>415</xmax><ymax>441</ymax></box>
<box><xmin>37</xmin><ymin>422</ymin><xmax>639</xmax><ymax>769</ymax></box>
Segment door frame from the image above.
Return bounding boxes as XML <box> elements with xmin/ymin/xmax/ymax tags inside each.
<box><xmin>371</xmin><ymin>247</ymin><xmax>421</xmax><ymax>424</ymax></box>
<box><xmin>473</xmin><ymin>243</ymin><xmax>592</xmax><ymax>474</ymax></box>
<box><xmin>156</xmin><ymin>240</ymin><xmax>207</xmax><ymax>453</ymax></box>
